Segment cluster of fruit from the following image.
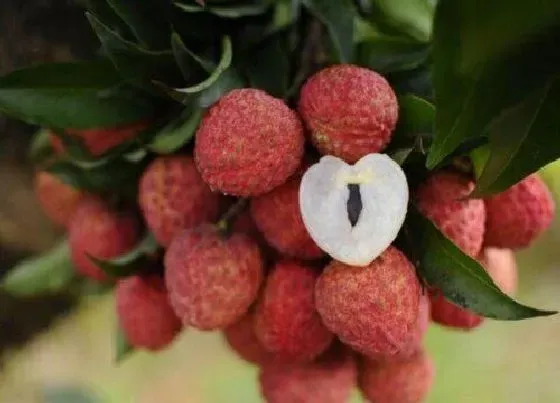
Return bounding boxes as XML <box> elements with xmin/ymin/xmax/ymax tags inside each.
<box><xmin>33</xmin><ymin>64</ymin><xmax>554</xmax><ymax>403</ymax></box>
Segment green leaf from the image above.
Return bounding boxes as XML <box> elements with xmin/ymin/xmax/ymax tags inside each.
<box><xmin>0</xmin><ymin>61</ymin><xmax>155</xmax><ymax>129</ymax></box>
<box><xmin>149</xmin><ymin>108</ymin><xmax>202</xmax><ymax>153</ymax></box>
<box><xmin>174</xmin><ymin>1</ymin><xmax>272</xmax><ymax>18</ymax></box>
<box><xmin>87</xmin><ymin>232</ymin><xmax>159</xmax><ymax>278</ymax></box>
<box><xmin>473</xmin><ymin>77</ymin><xmax>560</xmax><ymax>195</ymax></box>
<box><xmin>369</xmin><ymin>0</ymin><xmax>434</xmax><ymax>42</ymax></box>
<box><xmin>171</xmin><ymin>32</ymin><xmax>212</xmax><ymax>82</ymax></box>
<box><xmin>115</xmin><ymin>324</ymin><xmax>134</xmax><ymax>363</ymax></box>
<box><xmin>427</xmin><ymin>2</ymin><xmax>560</xmax><ymax>168</ymax></box>
<box><xmin>405</xmin><ymin>208</ymin><xmax>556</xmax><ymax>320</ymax></box>
<box><xmin>197</xmin><ymin>68</ymin><xmax>245</xmax><ymax>108</ymax></box>
<box><xmin>2</xmin><ymin>240</ymin><xmax>76</xmax><ymax>297</ymax></box>
<box><xmin>302</xmin><ymin>0</ymin><xmax>355</xmax><ymax>63</ymax></box>
<box><xmin>84</xmin><ymin>0</ymin><xmax>134</xmax><ymax>40</ymax></box>
<box><xmin>357</xmin><ymin>36</ymin><xmax>429</xmax><ymax>73</ymax></box>
<box><xmin>28</xmin><ymin>128</ymin><xmax>54</xmax><ymax>163</ymax></box>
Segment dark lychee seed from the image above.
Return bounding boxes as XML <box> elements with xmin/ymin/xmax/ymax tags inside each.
<box><xmin>347</xmin><ymin>184</ymin><xmax>362</xmax><ymax>227</ymax></box>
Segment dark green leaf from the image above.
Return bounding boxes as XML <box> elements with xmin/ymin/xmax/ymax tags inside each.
<box><xmin>174</xmin><ymin>1</ymin><xmax>272</xmax><ymax>18</ymax></box>
<box><xmin>149</xmin><ymin>108</ymin><xmax>202</xmax><ymax>153</ymax></box>
<box><xmin>197</xmin><ymin>68</ymin><xmax>245</xmax><ymax>108</ymax></box>
<box><xmin>0</xmin><ymin>61</ymin><xmax>155</xmax><ymax>129</ymax></box>
<box><xmin>357</xmin><ymin>37</ymin><xmax>429</xmax><ymax>73</ymax></box>
<box><xmin>427</xmin><ymin>1</ymin><xmax>560</xmax><ymax>168</ymax></box>
<box><xmin>302</xmin><ymin>0</ymin><xmax>355</xmax><ymax>63</ymax></box>
<box><xmin>171</xmin><ymin>32</ymin><xmax>212</xmax><ymax>83</ymax></box>
<box><xmin>28</xmin><ymin>128</ymin><xmax>54</xmax><ymax>163</ymax></box>
<box><xmin>369</xmin><ymin>0</ymin><xmax>434</xmax><ymax>42</ymax></box>
<box><xmin>41</xmin><ymin>386</ymin><xmax>100</xmax><ymax>403</ymax></box>
<box><xmin>406</xmin><ymin>208</ymin><xmax>555</xmax><ymax>320</ymax></box>
<box><xmin>2</xmin><ymin>240</ymin><xmax>76</xmax><ymax>297</ymax></box>
<box><xmin>115</xmin><ymin>324</ymin><xmax>134</xmax><ymax>363</ymax></box>
<box><xmin>473</xmin><ymin>77</ymin><xmax>560</xmax><ymax>195</ymax></box>
<box><xmin>84</xmin><ymin>0</ymin><xmax>134</xmax><ymax>40</ymax></box>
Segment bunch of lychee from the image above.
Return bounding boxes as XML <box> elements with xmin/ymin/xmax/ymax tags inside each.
<box><xmin>33</xmin><ymin>64</ymin><xmax>555</xmax><ymax>402</ymax></box>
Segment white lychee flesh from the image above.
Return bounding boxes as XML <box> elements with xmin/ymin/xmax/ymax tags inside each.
<box><xmin>299</xmin><ymin>154</ymin><xmax>408</xmax><ymax>266</ymax></box>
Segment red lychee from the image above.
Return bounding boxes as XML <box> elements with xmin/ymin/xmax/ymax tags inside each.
<box><xmin>50</xmin><ymin>121</ymin><xmax>148</xmax><ymax>156</ymax></box>
<box><xmin>250</xmin><ymin>173</ymin><xmax>324</xmax><ymax>260</ymax></box>
<box><xmin>116</xmin><ymin>275</ymin><xmax>182</xmax><ymax>351</ymax></box>
<box><xmin>34</xmin><ymin>170</ymin><xmax>85</xmax><ymax>228</ymax></box>
<box><xmin>358</xmin><ymin>349</ymin><xmax>435</xmax><ymax>403</ymax></box>
<box><xmin>138</xmin><ymin>155</ymin><xmax>222</xmax><ymax>247</ymax></box>
<box><xmin>429</xmin><ymin>291</ymin><xmax>484</xmax><ymax>331</ymax></box>
<box><xmin>484</xmin><ymin>174</ymin><xmax>554</xmax><ymax>249</ymax></box>
<box><xmin>479</xmin><ymin>247</ymin><xmax>518</xmax><ymax>296</ymax></box>
<box><xmin>315</xmin><ymin>246</ymin><xmax>421</xmax><ymax>358</ymax></box>
<box><xmin>194</xmin><ymin>89</ymin><xmax>305</xmax><ymax>196</ymax></box>
<box><xmin>396</xmin><ymin>292</ymin><xmax>431</xmax><ymax>359</ymax></box>
<box><xmin>255</xmin><ymin>260</ymin><xmax>334</xmax><ymax>363</ymax></box>
<box><xmin>259</xmin><ymin>345</ymin><xmax>357</xmax><ymax>403</ymax></box>
<box><xmin>69</xmin><ymin>198</ymin><xmax>141</xmax><ymax>282</ymax></box>
<box><xmin>223</xmin><ymin>311</ymin><xmax>274</xmax><ymax>366</ymax></box>
<box><xmin>416</xmin><ymin>171</ymin><xmax>486</xmax><ymax>257</ymax></box>
<box><xmin>298</xmin><ymin>64</ymin><xmax>398</xmax><ymax>163</ymax></box>
<box><xmin>164</xmin><ymin>225</ymin><xmax>263</xmax><ymax>330</ymax></box>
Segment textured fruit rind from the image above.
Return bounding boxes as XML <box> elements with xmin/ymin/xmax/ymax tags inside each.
<box><xmin>298</xmin><ymin>64</ymin><xmax>398</xmax><ymax>163</ymax></box>
<box><xmin>195</xmin><ymin>89</ymin><xmax>305</xmax><ymax>196</ymax></box>
<box><xmin>164</xmin><ymin>225</ymin><xmax>263</xmax><ymax>330</ymax></box>
<box><xmin>429</xmin><ymin>291</ymin><xmax>484</xmax><ymax>330</ymax></box>
<box><xmin>315</xmin><ymin>246</ymin><xmax>421</xmax><ymax>358</ymax></box>
<box><xmin>223</xmin><ymin>311</ymin><xmax>274</xmax><ymax>366</ymax></box>
<box><xmin>116</xmin><ymin>275</ymin><xmax>182</xmax><ymax>351</ymax></box>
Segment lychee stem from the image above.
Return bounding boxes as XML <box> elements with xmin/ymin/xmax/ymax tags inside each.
<box><xmin>217</xmin><ymin>198</ymin><xmax>248</xmax><ymax>233</ymax></box>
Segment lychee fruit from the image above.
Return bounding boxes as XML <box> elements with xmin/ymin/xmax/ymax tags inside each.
<box><xmin>116</xmin><ymin>275</ymin><xmax>182</xmax><ymax>351</ymax></box>
<box><xmin>298</xmin><ymin>64</ymin><xmax>398</xmax><ymax>163</ymax></box>
<box><xmin>69</xmin><ymin>198</ymin><xmax>141</xmax><ymax>282</ymax></box>
<box><xmin>164</xmin><ymin>225</ymin><xmax>263</xmax><ymax>330</ymax></box>
<box><xmin>254</xmin><ymin>260</ymin><xmax>334</xmax><ymax>363</ymax></box>
<box><xmin>223</xmin><ymin>311</ymin><xmax>273</xmax><ymax>366</ymax></box>
<box><xmin>251</xmin><ymin>173</ymin><xmax>324</xmax><ymax>260</ymax></box>
<box><xmin>479</xmin><ymin>247</ymin><xmax>518</xmax><ymax>296</ymax></box>
<box><xmin>315</xmin><ymin>246</ymin><xmax>421</xmax><ymax>358</ymax></box>
<box><xmin>194</xmin><ymin>88</ymin><xmax>305</xmax><ymax>196</ymax></box>
<box><xmin>138</xmin><ymin>155</ymin><xmax>222</xmax><ymax>247</ymax></box>
<box><xmin>394</xmin><ymin>292</ymin><xmax>431</xmax><ymax>359</ymax></box>
<box><xmin>259</xmin><ymin>345</ymin><xmax>357</xmax><ymax>403</ymax></box>
<box><xmin>50</xmin><ymin>120</ymin><xmax>148</xmax><ymax>156</ymax></box>
<box><xmin>429</xmin><ymin>291</ymin><xmax>484</xmax><ymax>331</ymax></box>
<box><xmin>484</xmin><ymin>174</ymin><xmax>554</xmax><ymax>249</ymax></box>
<box><xmin>358</xmin><ymin>349</ymin><xmax>435</xmax><ymax>403</ymax></box>
<box><xmin>416</xmin><ymin>170</ymin><xmax>486</xmax><ymax>257</ymax></box>
<box><xmin>34</xmin><ymin>170</ymin><xmax>85</xmax><ymax>227</ymax></box>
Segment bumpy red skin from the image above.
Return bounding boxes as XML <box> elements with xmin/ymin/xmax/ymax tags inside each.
<box><xmin>223</xmin><ymin>311</ymin><xmax>274</xmax><ymax>366</ymax></box>
<box><xmin>479</xmin><ymin>247</ymin><xmax>518</xmax><ymax>296</ymax></box>
<box><xmin>251</xmin><ymin>174</ymin><xmax>324</xmax><ymax>260</ymax></box>
<box><xmin>194</xmin><ymin>89</ymin><xmax>305</xmax><ymax>196</ymax></box>
<box><xmin>34</xmin><ymin>171</ymin><xmax>85</xmax><ymax>228</ymax></box>
<box><xmin>394</xmin><ymin>292</ymin><xmax>430</xmax><ymax>359</ymax></box>
<box><xmin>416</xmin><ymin>171</ymin><xmax>486</xmax><ymax>258</ymax></box>
<box><xmin>429</xmin><ymin>291</ymin><xmax>484</xmax><ymax>330</ymax></box>
<box><xmin>315</xmin><ymin>246</ymin><xmax>421</xmax><ymax>358</ymax></box>
<box><xmin>69</xmin><ymin>198</ymin><xmax>140</xmax><ymax>282</ymax></box>
<box><xmin>359</xmin><ymin>349</ymin><xmax>435</xmax><ymax>403</ymax></box>
<box><xmin>484</xmin><ymin>174</ymin><xmax>554</xmax><ymax>249</ymax></box>
<box><xmin>138</xmin><ymin>155</ymin><xmax>222</xmax><ymax>247</ymax></box>
<box><xmin>116</xmin><ymin>275</ymin><xmax>182</xmax><ymax>351</ymax></box>
<box><xmin>298</xmin><ymin>64</ymin><xmax>398</xmax><ymax>163</ymax></box>
<box><xmin>164</xmin><ymin>225</ymin><xmax>263</xmax><ymax>330</ymax></box>
<box><xmin>255</xmin><ymin>261</ymin><xmax>334</xmax><ymax>363</ymax></box>
<box><xmin>50</xmin><ymin>121</ymin><xmax>148</xmax><ymax>156</ymax></box>
<box><xmin>259</xmin><ymin>345</ymin><xmax>357</xmax><ymax>403</ymax></box>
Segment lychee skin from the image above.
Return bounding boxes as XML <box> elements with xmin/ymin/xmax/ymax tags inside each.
<box><xmin>69</xmin><ymin>198</ymin><xmax>141</xmax><ymax>282</ymax></box>
<box><xmin>251</xmin><ymin>174</ymin><xmax>324</xmax><ymax>260</ymax></box>
<box><xmin>479</xmin><ymin>247</ymin><xmax>518</xmax><ymax>296</ymax></box>
<box><xmin>395</xmin><ymin>292</ymin><xmax>431</xmax><ymax>359</ymax></box>
<box><xmin>259</xmin><ymin>345</ymin><xmax>357</xmax><ymax>403</ymax></box>
<box><xmin>195</xmin><ymin>89</ymin><xmax>305</xmax><ymax>196</ymax></box>
<box><xmin>484</xmin><ymin>174</ymin><xmax>554</xmax><ymax>249</ymax></box>
<box><xmin>416</xmin><ymin>171</ymin><xmax>486</xmax><ymax>257</ymax></box>
<box><xmin>34</xmin><ymin>171</ymin><xmax>85</xmax><ymax>228</ymax></box>
<box><xmin>255</xmin><ymin>261</ymin><xmax>334</xmax><ymax>363</ymax></box>
<box><xmin>358</xmin><ymin>349</ymin><xmax>435</xmax><ymax>403</ymax></box>
<box><xmin>315</xmin><ymin>246</ymin><xmax>421</xmax><ymax>358</ymax></box>
<box><xmin>50</xmin><ymin>121</ymin><xmax>148</xmax><ymax>156</ymax></box>
<box><xmin>164</xmin><ymin>225</ymin><xmax>263</xmax><ymax>330</ymax></box>
<box><xmin>298</xmin><ymin>64</ymin><xmax>398</xmax><ymax>163</ymax></box>
<box><xmin>223</xmin><ymin>311</ymin><xmax>274</xmax><ymax>366</ymax></box>
<box><xmin>138</xmin><ymin>156</ymin><xmax>222</xmax><ymax>247</ymax></box>
<box><xmin>429</xmin><ymin>291</ymin><xmax>484</xmax><ymax>330</ymax></box>
<box><xmin>116</xmin><ymin>275</ymin><xmax>182</xmax><ymax>351</ymax></box>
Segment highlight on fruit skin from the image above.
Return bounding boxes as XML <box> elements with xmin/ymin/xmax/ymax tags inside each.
<box><xmin>299</xmin><ymin>153</ymin><xmax>408</xmax><ymax>267</ymax></box>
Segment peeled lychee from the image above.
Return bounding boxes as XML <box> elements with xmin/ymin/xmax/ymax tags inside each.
<box><xmin>164</xmin><ymin>225</ymin><xmax>263</xmax><ymax>330</ymax></box>
<box><xmin>315</xmin><ymin>246</ymin><xmax>420</xmax><ymax>358</ymax></box>
<box><xmin>194</xmin><ymin>89</ymin><xmax>305</xmax><ymax>196</ymax></box>
<box><xmin>255</xmin><ymin>260</ymin><xmax>334</xmax><ymax>363</ymax></box>
<box><xmin>223</xmin><ymin>311</ymin><xmax>273</xmax><ymax>366</ymax></box>
<box><xmin>259</xmin><ymin>345</ymin><xmax>357</xmax><ymax>403</ymax></box>
<box><xmin>358</xmin><ymin>349</ymin><xmax>434</xmax><ymax>403</ymax></box>
<box><xmin>251</xmin><ymin>174</ymin><xmax>324</xmax><ymax>260</ymax></box>
<box><xmin>34</xmin><ymin>171</ymin><xmax>85</xmax><ymax>227</ymax></box>
<box><xmin>69</xmin><ymin>198</ymin><xmax>141</xmax><ymax>282</ymax></box>
<box><xmin>416</xmin><ymin>171</ymin><xmax>485</xmax><ymax>257</ymax></box>
<box><xmin>50</xmin><ymin>121</ymin><xmax>148</xmax><ymax>156</ymax></box>
<box><xmin>479</xmin><ymin>247</ymin><xmax>518</xmax><ymax>296</ymax></box>
<box><xmin>138</xmin><ymin>155</ymin><xmax>222</xmax><ymax>247</ymax></box>
<box><xmin>116</xmin><ymin>275</ymin><xmax>182</xmax><ymax>351</ymax></box>
<box><xmin>484</xmin><ymin>174</ymin><xmax>554</xmax><ymax>249</ymax></box>
<box><xmin>298</xmin><ymin>64</ymin><xmax>398</xmax><ymax>163</ymax></box>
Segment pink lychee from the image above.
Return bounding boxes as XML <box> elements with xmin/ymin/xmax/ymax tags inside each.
<box><xmin>223</xmin><ymin>311</ymin><xmax>274</xmax><ymax>366</ymax></box>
